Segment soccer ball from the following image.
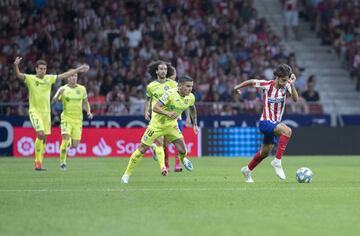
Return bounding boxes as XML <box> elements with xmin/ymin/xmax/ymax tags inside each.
<box><xmin>296</xmin><ymin>167</ymin><xmax>313</xmax><ymax>183</ymax></box>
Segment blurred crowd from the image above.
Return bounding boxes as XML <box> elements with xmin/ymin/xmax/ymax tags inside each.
<box><xmin>0</xmin><ymin>0</ymin><xmax>320</xmax><ymax>117</ymax></box>
<box><xmin>302</xmin><ymin>0</ymin><xmax>360</xmax><ymax>91</ymax></box>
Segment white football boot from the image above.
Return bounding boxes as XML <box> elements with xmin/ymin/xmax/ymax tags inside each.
<box><xmin>121</xmin><ymin>174</ymin><xmax>130</xmax><ymax>184</ymax></box>
<box><xmin>182</xmin><ymin>157</ymin><xmax>193</xmax><ymax>172</ymax></box>
<box><xmin>241</xmin><ymin>166</ymin><xmax>254</xmax><ymax>183</ymax></box>
<box><xmin>271</xmin><ymin>159</ymin><xmax>286</xmax><ymax>180</ymax></box>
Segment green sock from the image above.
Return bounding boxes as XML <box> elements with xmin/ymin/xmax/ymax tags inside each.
<box><xmin>35</xmin><ymin>138</ymin><xmax>42</xmax><ymax>162</ymax></box>
<box><xmin>124</xmin><ymin>149</ymin><xmax>143</xmax><ymax>176</ymax></box>
<box><xmin>178</xmin><ymin>152</ymin><xmax>187</xmax><ymax>162</ymax></box>
<box><xmin>60</xmin><ymin>139</ymin><xmax>70</xmax><ymax>164</ymax></box>
<box><xmin>154</xmin><ymin>144</ymin><xmax>165</xmax><ymax>169</ymax></box>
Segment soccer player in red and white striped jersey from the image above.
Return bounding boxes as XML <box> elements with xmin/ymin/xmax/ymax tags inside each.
<box><xmin>234</xmin><ymin>64</ymin><xmax>299</xmax><ymax>182</ymax></box>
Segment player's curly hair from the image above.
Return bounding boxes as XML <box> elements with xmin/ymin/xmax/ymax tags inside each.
<box><xmin>147</xmin><ymin>60</ymin><xmax>167</xmax><ymax>79</ymax></box>
<box><xmin>273</xmin><ymin>64</ymin><xmax>292</xmax><ymax>78</ymax></box>
<box><xmin>166</xmin><ymin>63</ymin><xmax>176</xmax><ymax>78</ymax></box>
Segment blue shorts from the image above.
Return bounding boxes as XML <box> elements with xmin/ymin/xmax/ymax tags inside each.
<box><xmin>258</xmin><ymin>120</ymin><xmax>279</xmax><ymax>144</ymax></box>
<box><xmin>177</xmin><ymin>119</ymin><xmax>183</xmax><ymax>132</ymax></box>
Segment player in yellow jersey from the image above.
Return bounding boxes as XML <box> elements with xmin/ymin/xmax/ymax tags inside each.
<box><xmin>121</xmin><ymin>75</ymin><xmax>199</xmax><ymax>184</ymax></box>
<box><xmin>52</xmin><ymin>73</ymin><xmax>93</xmax><ymax>170</ymax></box>
<box><xmin>144</xmin><ymin>60</ymin><xmax>178</xmax><ymax>175</ymax></box>
<box><xmin>13</xmin><ymin>57</ymin><xmax>89</xmax><ymax>170</ymax></box>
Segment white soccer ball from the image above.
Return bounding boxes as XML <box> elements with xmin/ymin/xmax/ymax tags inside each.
<box><xmin>296</xmin><ymin>167</ymin><xmax>313</xmax><ymax>183</ymax></box>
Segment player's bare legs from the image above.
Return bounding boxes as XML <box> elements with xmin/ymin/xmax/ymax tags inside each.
<box><xmin>172</xmin><ymin>138</ymin><xmax>193</xmax><ymax>171</ymax></box>
<box><xmin>34</xmin><ymin>131</ymin><xmax>46</xmax><ymax>171</ymax></box>
<box><xmin>272</xmin><ymin>123</ymin><xmax>292</xmax><ymax>180</ymax></box>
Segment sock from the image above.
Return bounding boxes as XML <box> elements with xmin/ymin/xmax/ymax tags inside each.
<box><xmin>35</xmin><ymin>138</ymin><xmax>42</xmax><ymax>163</ymax></box>
<box><xmin>178</xmin><ymin>151</ymin><xmax>187</xmax><ymax>162</ymax></box>
<box><xmin>39</xmin><ymin>141</ymin><xmax>46</xmax><ymax>163</ymax></box>
<box><xmin>60</xmin><ymin>139</ymin><xmax>70</xmax><ymax>164</ymax></box>
<box><xmin>154</xmin><ymin>145</ymin><xmax>165</xmax><ymax>169</ymax></box>
<box><xmin>124</xmin><ymin>149</ymin><xmax>143</xmax><ymax>176</ymax></box>
<box><xmin>248</xmin><ymin>152</ymin><xmax>264</xmax><ymax>171</ymax></box>
<box><xmin>276</xmin><ymin>135</ymin><xmax>290</xmax><ymax>160</ymax></box>
<box><xmin>174</xmin><ymin>148</ymin><xmax>181</xmax><ymax>166</ymax></box>
<box><xmin>164</xmin><ymin>147</ymin><xmax>169</xmax><ymax>169</ymax></box>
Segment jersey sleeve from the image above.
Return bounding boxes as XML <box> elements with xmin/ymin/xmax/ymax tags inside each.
<box><xmin>146</xmin><ymin>84</ymin><xmax>152</xmax><ymax>98</ymax></box>
<box><xmin>83</xmin><ymin>87</ymin><xmax>88</xmax><ymax>99</ymax></box>
<box><xmin>189</xmin><ymin>93</ymin><xmax>195</xmax><ymax>106</ymax></box>
<box><xmin>47</xmin><ymin>74</ymin><xmax>58</xmax><ymax>84</ymax></box>
<box><xmin>23</xmin><ymin>74</ymin><xmax>33</xmax><ymax>87</ymax></box>
<box><xmin>252</xmin><ymin>80</ymin><xmax>272</xmax><ymax>90</ymax></box>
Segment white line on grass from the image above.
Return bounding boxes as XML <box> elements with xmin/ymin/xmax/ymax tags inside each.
<box><xmin>1</xmin><ymin>186</ymin><xmax>360</xmax><ymax>192</ymax></box>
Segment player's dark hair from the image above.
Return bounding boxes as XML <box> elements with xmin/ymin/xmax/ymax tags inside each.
<box><xmin>178</xmin><ymin>75</ymin><xmax>193</xmax><ymax>84</ymax></box>
<box><xmin>273</xmin><ymin>64</ymin><xmax>292</xmax><ymax>78</ymax></box>
<box><xmin>166</xmin><ymin>63</ymin><xmax>176</xmax><ymax>78</ymax></box>
<box><xmin>147</xmin><ymin>60</ymin><xmax>166</xmax><ymax>79</ymax></box>
<box><xmin>35</xmin><ymin>60</ymin><xmax>47</xmax><ymax>68</ymax></box>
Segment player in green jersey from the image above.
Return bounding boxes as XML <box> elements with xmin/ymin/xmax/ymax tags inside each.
<box><xmin>52</xmin><ymin>73</ymin><xmax>93</xmax><ymax>170</ymax></box>
<box><xmin>121</xmin><ymin>75</ymin><xmax>199</xmax><ymax>184</ymax></box>
<box><xmin>144</xmin><ymin>61</ymin><xmax>178</xmax><ymax>175</ymax></box>
<box><xmin>13</xmin><ymin>57</ymin><xmax>89</xmax><ymax>170</ymax></box>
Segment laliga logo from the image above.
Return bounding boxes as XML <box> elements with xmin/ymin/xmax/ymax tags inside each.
<box><xmin>92</xmin><ymin>138</ymin><xmax>112</xmax><ymax>156</ymax></box>
<box><xmin>17</xmin><ymin>137</ymin><xmax>35</xmax><ymax>156</ymax></box>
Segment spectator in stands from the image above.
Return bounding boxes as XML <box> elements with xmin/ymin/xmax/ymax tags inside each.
<box><xmin>301</xmin><ymin>75</ymin><xmax>320</xmax><ymax>102</ymax></box>
<box><xmin>282</xmin><ymin>0</ymin><xmax>299</xmax><ymax>40</ymax></box>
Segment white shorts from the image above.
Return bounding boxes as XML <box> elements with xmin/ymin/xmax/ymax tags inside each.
<box><xmin>284</xmin><ymin>11</ymin><xmax>299</xmax><ymax>27</ymax></box>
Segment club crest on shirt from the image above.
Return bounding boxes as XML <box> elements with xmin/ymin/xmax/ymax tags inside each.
<box><xmin>76</xmin><ymin>90</ymin><xmax>80</xmax><ymax>95</ymax></box>
<box><xmin>184</xmin><ymin>99</ymin><xmax>189</xmax><ymax>104</ymax></box>
<box><xmin>164</xmin><ymin>86</ymin><xmax>169</xmax><ymax>90</ymax></box>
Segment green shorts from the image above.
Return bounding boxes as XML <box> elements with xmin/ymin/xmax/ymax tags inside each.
<box><xmin>61</xmin><ymin>118</ymin><xmax>83</xmax><ymax>140</ymax></box>
<box><xmin>141</xmin><ymin>124</ymin><xmax>183</xmax><ymax>146</ymax></box>
<box><xmin>29</xmin><ymin>111</ymin><xmax>51</xmax><ymax>135</ymax></box>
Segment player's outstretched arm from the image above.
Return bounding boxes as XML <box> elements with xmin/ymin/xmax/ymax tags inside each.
<box><xmin>153</xmin><ymin>101</ymin><xmax>178</xmax><ymax>119</ymax></box>
<box><xmin>234</xmin><ymin>79</ymin><xmax>256</xmax><ymax>94</ymax></box>
<box><xmin>13</xmin><ymin>57</ymin><xmax>25</xmax><ymax>80</ymax></box>
<box><xmin>52</xmin><ymin>87</ymin><xmax>65</xmax><ymax>103</ymax></box>
<box><xmin>189</xmin><ymin>105</ymin><xmax>199</xmax><ymax>134</ymax></box>
<box><xmin>184</xmin><ymin>109</ymin><xmax>192</xmax><ymax>127</ymax></box>
<box><xmin>57</xmin><ymin>64</ymin><xmax>90</xmax><ymax>80</ymax></box>
<box><xmin>144</xmin><ymin>96</ymin><xmax>152</xmax><ymax>120</ymax></box>
<box><xmin>84</xmin><ymin>99</ymin><xmax>93</xmax><ymax>119</ymax></box>
<box><xmin>288</xmin><ymin>74</ymin><xmax>299</xmax><ymax>102</ymax></box>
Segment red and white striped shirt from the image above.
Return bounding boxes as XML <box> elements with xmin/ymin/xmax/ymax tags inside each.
<box><xmin>253</xmin><ymin>80</ymin><xmax>292</xmax><ymax>122</ymax></box>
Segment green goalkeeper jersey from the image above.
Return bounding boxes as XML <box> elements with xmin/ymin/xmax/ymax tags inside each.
<box><xmin>59</xmin><ymin>84</ymin><xmax>87</xmax><ymax>121</ymax></box>
<box><xmin>149</xmin><ymin>88</ymin><xmax>195</xmax><ymax>129</ymax></box>
<box><xmin>24</xmin><ymin>74</ymin><xmax>57</xmax><ymax>113</ymax></box>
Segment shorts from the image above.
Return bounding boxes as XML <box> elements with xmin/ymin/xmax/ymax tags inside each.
<box><xmin>141</xmin><ymin>124</ymin><xmax>183</xmax><ymax>146</ymax></box>
<box><xmin>284</xmin><ymin>11</ymin><xmax>298</xmax><ymax>27</ymax></box>
<box><xmin>61</xmin><ymin>118</ymin><xmax>83</xmax><ymax>140</ymax></box>
<box><xmin>258</xmin><ymin>120</ymin><xmax>279</xmax><ymax>144</ymax></box>
<box><xmin>29</xmin><ymin>111</ymin><xmax>51</xmax><ymax>135</ymax></box>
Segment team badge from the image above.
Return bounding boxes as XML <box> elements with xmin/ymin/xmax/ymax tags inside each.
<box><xmin>76</xmin><ymin>90</ymin><xmax>80</xmax><ymax>95</ymax></box>
<box><xmin>184</xmin><ymin>99</ymin><xmax>189</xmax><ymax>104</ymax></box>
<box><xmin>164</xmin><ymin>86</ymin><xmax>169</xmax><ymax>90</ymax></box>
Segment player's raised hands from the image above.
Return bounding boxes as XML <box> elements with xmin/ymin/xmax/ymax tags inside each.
<box><xmin>14</xmin><ymin>57</ymin><xmax>22</xmax><ymax>65</ymax></box>
<box><xmin>78</xmin><ymin>64</ymin><xmax>90</xmax><ymax>73</ymax></box>
<box><xmin>87</xmin><ymin>112</ymin><xmax>93</xmax><ymax>119</ymax></box>
<box><xmin>289</xmin><ymin>73</ymin><xmax>297</xmax><ymax>85</ymax></box>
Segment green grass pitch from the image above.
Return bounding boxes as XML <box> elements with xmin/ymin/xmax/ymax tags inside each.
<box><xmin>1</xmin><ymin>156</ymin><xmax>360</xmax><ymax>236</ymax></box>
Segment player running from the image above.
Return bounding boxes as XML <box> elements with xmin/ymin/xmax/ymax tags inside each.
<box><xmin>13</xmin><ymin>57</ymin><xmax>89</xmax><ymax>170</ymax></box>
<box><xmin>234</xmin><ymin>64</ymin><xmax>299</xmax><ymax>182</ymax></box>
<box><xmin>144</xmin><ymin>61</ymin><xmax>177</xmax><ymax>175</ymax></box>
<box><xmin>52</xmin><ymin>73</ymin><xmax>93</xmax><ymax>171</ymax></box>
<box><xmin>121</xmin><ymin>75</ymin><xmax>199</xmax><ymax>184</ymax></box>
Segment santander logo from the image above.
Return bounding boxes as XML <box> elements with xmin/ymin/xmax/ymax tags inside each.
<box><xmin>92</xmin><ymin>138</ymin><xmax>112</xmax><ymax>156</ymax></box>
<box><xmin>17</xmin><ymin>137</ymin><xmax>35</xmax><ymax>156</ymax></box>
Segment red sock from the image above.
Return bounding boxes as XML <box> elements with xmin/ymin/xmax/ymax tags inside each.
<box><xmin>174</xmin><ymin>148</ymin><xmax>180</xmax><ymax>166</ymax></box>
<box><xmin>276</xmin><ymin>135</ymin><xmax>290</xmax><ymax>160</ymax></box>
<box><xmin>164</xmin><ymin>148</ymin><xmax>169</xmax><ymax>169</ymax></box>
<box><xmin>248</xmin><ymin>152</ymin><xmax>264</xmax><ymax>171</ymax></box>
